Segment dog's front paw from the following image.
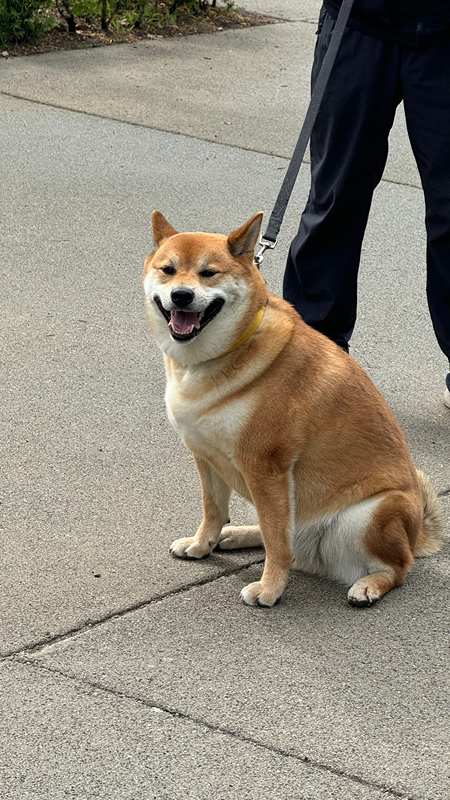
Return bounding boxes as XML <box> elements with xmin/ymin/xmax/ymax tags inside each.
<box><xmin>170</xmin><ymin>537</ymin><xmax>211</xmax><ymax>559</ymax></box>
<box><xmin>240</xmin><ymin>581</ymin><xmax>281</xmax><ymax>608</ymax></box>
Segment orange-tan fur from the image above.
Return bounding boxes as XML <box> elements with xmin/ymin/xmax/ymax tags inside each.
<box><xmin>143</xmin><ymin>211</ymin><xmax>444</xmax><ymax>607</ymax></box>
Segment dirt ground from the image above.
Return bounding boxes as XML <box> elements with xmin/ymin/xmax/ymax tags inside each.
<box><xmin>4</xmin><ymin>5</ymin><xmax>275</xmax><ymax>58</ymax></box>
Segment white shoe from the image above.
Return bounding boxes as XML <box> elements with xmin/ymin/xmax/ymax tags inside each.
<box><xmin>444</xmin><ymin>387</ymin><xmax>450</xmax><ymax>410</ymax></box>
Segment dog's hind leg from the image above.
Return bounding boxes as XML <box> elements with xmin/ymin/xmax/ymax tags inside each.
<box><xmin>347</xmin><ymin>491</ymin><xmax>418</xmax><ymax>607</ymax></box>
<box><xmin>216</xmin><ymin>525</ymin><xmax>263</xmax><ymax>550</ymax></box>
<box><xmin>170</xmin><ymin>455</ymin><xmax>231</xmax><ymax>559</ymax></box>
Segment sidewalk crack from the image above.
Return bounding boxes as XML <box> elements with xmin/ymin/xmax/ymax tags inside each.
<box><xmin>10</xmin><ymin>658</ymin><xmax>425</xmax><ymax>800</ymax></box>
<box><xmin>0</xmin><ymin>558</ymin><xmax>263</xmax><ymax>661</ymax></box>
<box><xmin>0</xmin><ymin>91</ymin><xmax>422</xmax><ymax>192</ymax></box>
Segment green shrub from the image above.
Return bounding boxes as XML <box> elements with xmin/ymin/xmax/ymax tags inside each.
<box><xmin>0</xmin><ymin>0</ymin><xmax>236</xmax><ymax>45</ymax></box>
<box><xmin>0</xmin><ymin>0</ymin><xmax>53</xmax><ymax>47</ymax></box>
<box><xmin>71</xmin><ymin>0</ymin><xmax>98</xmax><ymax>16</ymax></box>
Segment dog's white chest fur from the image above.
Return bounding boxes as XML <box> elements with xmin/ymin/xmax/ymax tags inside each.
<box><xmin>165</xmin><ymin>373</ymin><xmax>253</xmax><ymax>461</ymax></box>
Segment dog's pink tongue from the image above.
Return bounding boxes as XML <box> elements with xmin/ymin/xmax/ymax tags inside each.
<box><xmin>169</xmin><ymin>311</ymin><xmax>201</xmax><ymax>333</ymax></box>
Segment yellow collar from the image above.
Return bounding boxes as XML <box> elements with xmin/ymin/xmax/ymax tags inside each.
<box><xmin>219</xmin><ymin>305</ymin><xmax>266</xmax><ymax>358</ymax></box>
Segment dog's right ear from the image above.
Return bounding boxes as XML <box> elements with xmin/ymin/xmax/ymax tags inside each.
<box><xmin>152</xmin><ymin>211</ymin><xmax>179</xmax><ymax>246</ymax></box>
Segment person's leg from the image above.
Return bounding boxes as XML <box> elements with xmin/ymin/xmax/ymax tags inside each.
<box><xmin>401</xmin><ymin>45</ymin><xmax>450</xmax><ymax>402</ymax></box>
<box><xmin>283</xmin><ymin>11</ymin><xmax>402</xmax><ymax>350</ymax></box>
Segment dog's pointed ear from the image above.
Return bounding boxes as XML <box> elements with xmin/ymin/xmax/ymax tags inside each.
<box><xmin>227</xmin><ymin>212</ymin><xmax>263</xmax><ymax>257</ymax></box>
<box><xmin>152</xmin><ymin>211</ymin><xmax>179</xmax><ymax>246</ymax></box>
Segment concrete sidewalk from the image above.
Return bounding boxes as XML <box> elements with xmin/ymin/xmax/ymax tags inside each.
<box><xmin>1</xmin><ymin>3</ymin><xmax>449</xmax><ymax>798</ymax></box>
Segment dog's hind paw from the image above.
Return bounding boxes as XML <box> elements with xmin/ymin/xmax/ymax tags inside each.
<box><xmin>347</xmin><ymin>568</ymin><xmax>399</xmax><ymax>607</ymax></box>
<box><xmin>347</xmin><ymin>579</ymin><xmax>382</xmax><ymax>607</ymax></box>
<box><xmin>170</xmin><ymin>537</ymin><xmax>211</xmax><ymax>559</ymax></box>
<box><xmin>216</xmin><ymin>525</ymin><xmax>263</xmax><ymax>550</ymax></box>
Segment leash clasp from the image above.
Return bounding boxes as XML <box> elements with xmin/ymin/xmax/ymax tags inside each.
<box><xmin>254</xmin><ymin>236</ymin><xmax>277</xmax><ymax>268</ymax></box>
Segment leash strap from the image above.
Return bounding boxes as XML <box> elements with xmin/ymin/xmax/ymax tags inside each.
<box><xmin>255</xmin><ymin>0</ymin><xmax>356</xmax><ymax>266</ymax></box>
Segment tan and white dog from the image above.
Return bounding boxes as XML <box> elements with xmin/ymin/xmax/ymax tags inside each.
<box><xmin>143</xmin><ymin>211</ymin><xmax>444</xmax><ymax>608</ymax></box>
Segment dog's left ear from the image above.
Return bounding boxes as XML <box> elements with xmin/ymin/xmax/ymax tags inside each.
<box><xmin>227</xmin><ymin>212</ymin><xmax>263</xmax><ymax>257</ymax></box>
<box><xmin>152</xmin><ymin>211</ymin><xmax>179</xmax><ymax>246</ymax></box>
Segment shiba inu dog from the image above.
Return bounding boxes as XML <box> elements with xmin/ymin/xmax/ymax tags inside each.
<box><xmin>143</xmin><ymin>211</ymin><xmax>444</xmax><ymax>608</ymax></box>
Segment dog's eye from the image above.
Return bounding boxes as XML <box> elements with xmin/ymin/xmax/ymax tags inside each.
<box><xmin>161</xmin><ymin>266</ymin><xmax>176</xmax><ymax>275</ymax></box>
<box><xmin>200</xmin><ymin>269</ymin><xmax>218</xmax><ymax>278</ymax></box>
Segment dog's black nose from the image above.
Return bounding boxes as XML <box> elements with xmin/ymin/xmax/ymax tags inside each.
<box><xmin>171</xmin><ymin>288</ymin><xmax>194</xmax><ymax>308</ymax></box>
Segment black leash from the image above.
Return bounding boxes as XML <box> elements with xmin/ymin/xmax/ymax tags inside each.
<box><xmin>254</xmin><ymin>0</ymin><xmax>356</xmax><ymax>267</ymax></box>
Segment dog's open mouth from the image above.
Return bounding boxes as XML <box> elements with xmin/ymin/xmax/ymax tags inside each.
<box><xmin>154</xmin><ymin>297</ymin><xmax>225</xmax><ymax>342</ymax></box>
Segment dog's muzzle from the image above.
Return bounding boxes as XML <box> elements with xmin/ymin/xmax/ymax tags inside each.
<box><xmin>154</xmin><ymin>295</ymin><xmax>225</xmax><ymax>342</ymax></box>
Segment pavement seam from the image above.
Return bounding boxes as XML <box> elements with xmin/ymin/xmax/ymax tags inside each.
<box><xmin>9</xmin><ymin>657</ymin><xmax>421</xmax><ymax>800</ymax></box>
<box><xmin>437</xmin><ymin>486</ymin><xmax>450</xmax><ymax>497</ymax></box>
<box><xmin>0</xmin><ymin>558</ymin><xmax>264</xmax><ymax>660</ymax></box>
<box><xmin>0</xmin><ymin>90</ymin><xmax>422</xmax><ymax>192</ymax></box>
<box><xmin>260</xmin><ymin>16</ymin><xmax>317</xmax><ymax>23</ymax></box>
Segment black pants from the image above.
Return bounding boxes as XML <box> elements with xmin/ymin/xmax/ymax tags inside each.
<box><xmin>283</xmin><ymin>9</ymin><xmax>450</xmax><ymax>361</ymax></box>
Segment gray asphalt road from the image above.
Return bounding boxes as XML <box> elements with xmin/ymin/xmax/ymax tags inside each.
<box><xmin>1</xmin><ymin>5</ymin><xmax>449</xmax><ymax>799</ymax></box>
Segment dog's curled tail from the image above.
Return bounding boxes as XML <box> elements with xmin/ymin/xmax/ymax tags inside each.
<box><xmin>414</xmin><ymin>469</ymin><xmax>445</xmax><ymax>556</ymax></box>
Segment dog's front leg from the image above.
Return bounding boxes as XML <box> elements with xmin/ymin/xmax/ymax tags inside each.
<box><xmin>240</xmin><ymin>471</ymin><xmax>294</xmax><ymax>607</ymax></box>
<box><xmin>170</xmin><ymin>454</ymin><xmax>231</xmax><ymax>559</ymax></box>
